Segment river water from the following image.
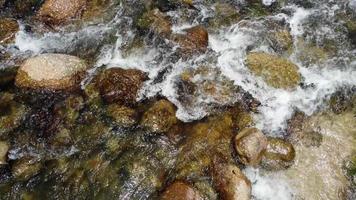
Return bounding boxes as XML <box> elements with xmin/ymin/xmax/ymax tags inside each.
<box><xmin>1</xmin><ymin>0</ymin><xmax>356</xmax><ymax>199</ymax></box>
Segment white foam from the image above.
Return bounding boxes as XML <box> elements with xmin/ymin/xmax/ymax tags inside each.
<box><xmin>262</xmin><ymin>0</ymin><xmax>276</xmax><ymax>6</ymax></box>
<box><xmin>244</xmin><ymin>168</ymin><xmax>294</xmax><ymax>200</ymax></box>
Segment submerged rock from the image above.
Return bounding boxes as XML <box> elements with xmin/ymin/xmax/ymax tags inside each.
<box><xmin>0</xmin><ymin>93</ymin><xmax>27</xmax><ymax>137</ymax></box>
<box><xmin>137</xmin><ymin>8</ymin><xmax>172</xmax><ymax>37</ymax></box>
<box><xmin>209</xmin><ymin>3</ymin><xmax>241</xmax><ymax>28</ymax></box>
<box><xmin>245</xmin><ymin>52</ymin><xmax>301</xmax><ymax>89</ymax></box>
<box><xmin>171</xmin><ymin>26</ymin><xmax>209</xmax><ymax>55</ymax></box>
<box><xmin>175</xmin><ymin>113</ymin><xmax>234</xmax><ymax>179</ymax></box>
<box><xmin>107</xmin><ymin>104</ymin><xmax>137</xmax><ymax>127</ymax></box>
<box><xmin>346</xmin><ymin>20</ymin><xmax>356</xmax><ymax>45</ymax></box>
<box><xmin>0</xmin><ymin>141</ymin><xmax>9</xmax><ymax>165</ymax></box>
<box><xmin>141</xmin><ymin>99</ymin><xmax>178</xmax><ymax>133</ymax></box>
<box><xmin>0</xmin><ymin>67</ymin><xmax>19</xmax><ymax>88</ymax></box>
<box><xmin>160</xmin><ymin>181</ymin><xmax>203</xmax><ymax>200</ymax></box>
<box><xmin>0</xmin><ymin>18</ymin><xmax>19</xmax><ymax>44</ymax></box>
<box><xmin>12</xmin><ymin>158</ymin><xmax>42</xmax><ymax>181</ymax></box>
<box><xmin>15</xmin><ymin>54</ymin><xmax>88</xmax><ymax>91</ymax></box>
<box><xmin>287</xmin><ymin>111</ymin><xmax>323</xmax><ymax>147</ymax></box>
<box><xmin>38</xmin><ymin>0</ymin><xmax>87</xmax><ymax>25</ymax></box>
<box><xmin>211</xmin><ymin>163</ymin><xmax>252</xmax><ymax>200</ymax></box>
<box><xmin>261</xmin><ymin>137</ymin><xmax>296</xmax><ymax>170</ymax></box>
<box><xmin>234</xmin><ymin>127</ymin><xmax>268</xmax><ymax>166</ymax></box>
<box><xmin>94</xmin><ymin>68</ymin><xmax>147</xmax><ymax>105</ymax></box>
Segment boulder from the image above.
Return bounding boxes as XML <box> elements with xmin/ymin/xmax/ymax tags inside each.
<box><xmin>0</xmin><ymin>141</ymin><xmax>9</xmax><ymax>165</ymax></box>
<box><xmin>94</xmin><ymin>68</ymin><xmax>147</xmax><ymax>105</ymax></box>
<box><xmin>212</xmin><ymin>163</ymin><xmax>252</xmax><ymax>200</ymax></box>
<box><xmin>38</xmin><ymin>0</ymin><xmax>87</xmax><ymax>25</ymax></box>
<box><xmin>160</xmin><ymin>181</ymin><xmax>203</xmax><ymax>200</ymax></box>
<box><xmin>141</xmin><ymin>99</ymin><xmax>178</xmax><ymax>133</ymax></box>
<box><xmin>234</xmin><ymin>127</ymin><xmax>268</xmax><ymax>166</ymax></box>
<box><xmin>0</xmin><ymin>18</ymin><xmax>19</xmax><ymax>44</ymax></box>
<box><xmin>245</xmin><ymin>52</ymin><xmax>301</xmax><ymax>89</ymax></box>
<box><xmin>261</xmin><ymin>137</ymin><xmax>296</xmax><ymax>170</ymax></box>
<box><xmin>171</xmin><ymin>26</ymin><xmax>209</xmax><ymax>55</ymax></box>
<box><xmin>15</xmin><ymin>54</ymin><xmax>88</xmax><ymax>90</ymax></box>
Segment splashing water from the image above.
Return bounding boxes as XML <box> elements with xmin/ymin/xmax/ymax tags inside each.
<box><xmin>3</xmin><ymin>0</ymin><xmax>356</xmax><ymax>199</ymax></box>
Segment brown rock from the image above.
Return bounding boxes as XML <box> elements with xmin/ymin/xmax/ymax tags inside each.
<box><xmin>261</xmin><ymin>137</ymin><xmax>296</xmax><ymax>170</ymax></box>
<box><xmin>234</xmin><ymin>127</ymin><xmax>268</xmax><ymax>166</ymax></box>
<box><xmin>141</xmin><ymin>99</ymin><xmax>178</xmax><ymax>133</ymax></box>
<box><xmin>0</xmin><ymin>141</ymin><xmax>9</xmax><ymax>165</ymax></box>
<box><xmin>0</xmin><ymin>18</ymin><xmax>19</xmax><ymax>44</ymax></box>
<box><xmin>38</xmin><ymin>0</ymin><xmax>87</xmax><ymax>25</ymax></box>
<box><xmin>212</xmin><ymin>163</ymin><xmax>252</xmax><ymax>200</ymax></box>
<box><xmin>15</xmin><ymin>54</ymin><xmax>88</xmax><ymax>90</ymax></box>
<box><xmin>94</xmin><ymin>68</ymin><xmax>147</xmax><ymax>105</ymax></box>
<box><xmin>137</xmin><ymin>8</ymin><xmax>172</xmax><ymax>37</ymax></box>
<box><xmin>12</xmin><ymin>158</ymin><xmax>42</xmax><ymax>181</ymax></box>
<box><xmin>160</xmin><ymin>181</ymin><xmax>203</xmax><ymax>200</ymax></box>
<box><xmin>171</xmin><ymin>26</ymin><xmax>209</xmax><ymax>55</ymax></box>
<box><xmin>107</xmin><ymin>104</ymin><xmax>137</xmax><ymax>127</ymax></box>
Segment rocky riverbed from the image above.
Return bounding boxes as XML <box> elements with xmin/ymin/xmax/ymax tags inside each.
<box><xmin>0</xmin><ymin>0</ymin><xmax>355</xmax><ymax>199</ymax></box>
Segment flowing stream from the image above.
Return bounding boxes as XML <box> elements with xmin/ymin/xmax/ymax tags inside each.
<box><xmin>1</xmin><ymin>0</ymin><xmax>356</xmax><ymax>199</ymax></box>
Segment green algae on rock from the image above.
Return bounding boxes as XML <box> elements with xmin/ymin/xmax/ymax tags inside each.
<box><xmin>234</xmin><ymin>127</ymin><xmax>268</xmax><ymax>166</ymax></box>
<box><xmin>15</xmin><ymin>54</ymin><xmax>88</xmax><ymax>91</ymax></box>
<box><xmin>141</xmin><ymin>99</ymin><xmax>178</xmax><ymax>133</ymax></box>
<box><xmin>0</xmin><ymin>18</ymin><xmax>19</xmax><ymax>45</ymax></box>
<box><xmin>246</xmin><ymin>52</ymin><xmax>301</xmax><ymax>89</ymax></box>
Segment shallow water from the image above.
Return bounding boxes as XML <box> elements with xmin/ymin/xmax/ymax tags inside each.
<box><xmin>1</xmin><ymin>0</ymin><xmax>356</xmax><ymax>199</ymax></box>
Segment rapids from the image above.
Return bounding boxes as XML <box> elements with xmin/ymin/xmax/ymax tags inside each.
<box><xmin>1</xmin><ymin>0</ymin><xmax>356</xmax><ymax>199</ymax></box>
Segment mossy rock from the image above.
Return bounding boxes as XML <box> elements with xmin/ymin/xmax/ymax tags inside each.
<box><xmin>246</xmin><ymin>52</ymin><xmax>301</xmax><ymax>89</ymax></box>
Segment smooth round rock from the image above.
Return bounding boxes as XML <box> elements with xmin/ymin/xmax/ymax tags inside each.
<box><xmin>234</xmin><ymin>127</ymin><xmax>268</xmax><ymax>166</ymax></box>
<box><xmin>15</xmin><ymin>54</ymin><xmax>88</xmax><ymax>90</ymax></box>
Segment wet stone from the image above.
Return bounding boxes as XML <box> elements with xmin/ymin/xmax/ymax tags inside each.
<box><xmin>0</xmin><ymin>141</ymin><xmax>9</xmax><ymax>165</ymax></box>
<box><xmin>38</xmin><ymin>0</ymin><xmax>87</xmax><ymax>25</ymax></box>
<box><xmin>261</xmin><ymin>137</ymin><xmax>296</xmax><ymax>170</ymax></box>
<box><xmin>12</xmin><ymin>158</ymin><xmax>42</xmax><ymax>181</ymax></box>
<box><xmin>160</xmin><ymin>181</ymin><xmax>203</xmax><ymax>200</ymax></box>
<box><xmin>0</xmin><ymin>93</ymin><xmax>28</xmax><ymax>137</ymax></box>
<box><xmin>137</xmin><ymin>8</ymin><xmax>172</xmax><ymax>37</ymax></box>
<box><xmin>171</xmin><ymin>26</ymin><xmax>209</xmax><ymax>56</ymax></box>
<box><xmin>246</xmin><ymin>52</ymin><xmax>301</xmax><ymax>89</ymax></box>
<box><xmin>94</xmin><ymin>67</ymin><xmax>147</xmax><ymax>105</ymax></box>
<box><xmin>0</xmin><ymin>18</ymin><xmax>19</xmax><ymax>45</ymax></box>
<box><xmin>107</xmin><ymin>104</ymin><xmax>137</xmax><ymax>127</ymax></box>
<box><xmin>15</xmin><ymin>54</ymin><xmax>88</xmax><ymax>91</ymax></box>
<box><xmin>211</xmin><ymin>163</ymin><xmax>252</xmax><ymax>200</ymax></box>
<box><xmin>234</xmin><ymin>127</ymin><xmax>268</xmax><ymax>166</ymax></box>
<box><xmin>140</xmin><ymin>99</ymin><xmax>178</xmax><ymax>133</ymax></box>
